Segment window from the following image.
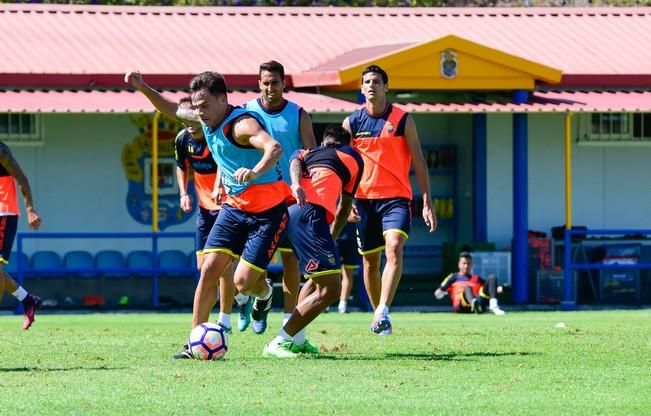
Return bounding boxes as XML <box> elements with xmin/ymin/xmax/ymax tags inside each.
<box><xmin>580</xmin><ymin>113</ymin><xmax>651</xmax><ymax>144</ymax></box>
<box><xmin>0</xmin><ymin>113</ymin><xmax>42</xmax><ymax>143</ymax></box>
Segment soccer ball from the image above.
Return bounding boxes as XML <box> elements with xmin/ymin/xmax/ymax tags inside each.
<box><xmin>188</xmin><ymin>322</ymin><xmax>228</xmax><ymax>360</ymax></box>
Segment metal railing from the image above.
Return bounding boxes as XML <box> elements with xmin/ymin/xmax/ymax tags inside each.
<box><xmin>563</xmin><ymin>228</ymin><xmax>651</xmax><ymax>309</ymax></box>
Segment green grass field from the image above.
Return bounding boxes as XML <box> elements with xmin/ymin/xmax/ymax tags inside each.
<box><xmin>1</xmin><ymin>309</ymin><xmax>650</xmax><ymax>415</ymax></box>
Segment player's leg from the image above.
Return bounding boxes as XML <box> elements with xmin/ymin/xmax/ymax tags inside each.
<box><xmin>240</xmin><ymin>202</ymin><xmax>288</xmax><ymax>335</ymax></box>
<box><xmin>462</xmin><ymin>286</ymin><xmax>483</xmax><ymax>314</ymax></box>
<box><xmin>192</xmin><ymin>251</ymin><xmax>234</xmax><ymax>328</ymax></box>
<box><xmin>0</xmin><ymin>216</ymin><xmax>41</xmax><ymax>330</ymax></box>
<box><xmin>337</xmin><ymin>231</ymin><xmax>360</xmax><ymax>314</ymax></box>
<box><xmin>217</xmin><ymin>262</ymin><xmax>235</xmax><ymax>332</ymax></box>
<box><xmin>263</xmin><ymin>272</ymin><xmax>339</xmax><ymax>358</ymax></box>
<box><xmin>356</xmin><ymin>200</ymin><xmax>383</xmax><ymax>310</ymax></box>
<box><xmin>280</xmin><ymin>250</ymin><xmax>300</xmax><ymax>315</ymax></box>
<box><xmin>378</xmin><ymin>231</ymin><xmax>406</xmax><ymax>307</ymax></box>
<box><xmin>195</xmin><ymin>208</ymin><xmax>233</xmax><ymax>332</ymax></box>
<box><xmin>339</xmin><ymin>265</ymin><xmax>355</xmax><ymax>313</ymax></box>
<box><xmin>371</xmin><ymin>198</ymin><xmax>411</xmax><ymax>335</ymax></box>
<box><xmin>483</xmin><ymin>274</ymin><xmax>505</xmax><ymax>315</ymax></box>
<box><xmin>264</xmin><ymin>204</ymin><xmax>340</xmax><ymax>357</ymax></box>
<box><xmin>362</xmin><ymin>252</ymin><xmax>382</xmax><ymax>309</ymax></box>
<box><xmin>174</xmin><ymin>206</ymin><xmax>246</xmax><ymax>359</ymax></box>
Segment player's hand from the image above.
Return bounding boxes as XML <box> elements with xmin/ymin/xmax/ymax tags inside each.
<box><xmin>423</xmin><ymin>202</ymin><xmax>437</xmax><ymax>233</ymax></box>
<box><xmin>434</xmin><ymin>289</ymin><xmax>447</xmax><ymax>300</ymax></box>
<box><xmin>180</xmin><ymin>194</ymin><xmax>192</xmax><ymax>213</ymax></box>
<box><xmin>291</xmin><ymin>184</ymin><xmax>307</xmax><ymax>207</ymax></box>
<box><xmin>348</xmin><ymin>204</ymin><xmax>361</xmax><ymax>223</ymax></box>
<box><xmin>125</xmin><ymin>71</ymin><xmax>145</xmax><ymax>90</ymax></box>
<box><xmin>233</xmin><ymin>168</ymin><xmax>256</xmax><ymax>184</ymax></box>
<box><xmin>211</xmin><ymin>187</ymin><xmax>224</xmax><ymax>205</ymax></box>
<box><xmin>26</xmin><ymin>208</ymin><xmax>41</xmax><ymax>230</ymax></box>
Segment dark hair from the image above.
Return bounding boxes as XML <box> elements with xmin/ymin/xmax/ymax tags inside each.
<box><xmin>459</xmin><ymin>251</ymin><xmax>473</xmax><ymax>261</ymax></box>
<box><xmin>322</xmin><ymin>124</ymin><xmax>351</xmax><ymax>146</ymax></box>
<box><xmin>362</xmin><ymin>65</ymin><xmax>388</xmax><ymax>84</ymax></box>
<box><xmin>189</xmin><ymin>71</ymin><xmax>228</xmax><ymax>97</ymax></box>
<box><xmin>259</xmin><ymin>60</ymin><xmax>285</xmax><ymax>81</ymax></box>
<box><xmin>178</xmin><ymin>96</ymin><xmax>193</xmax><ymax>107</ymax></box>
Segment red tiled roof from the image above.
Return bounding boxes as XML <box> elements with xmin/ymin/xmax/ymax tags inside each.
<box><xmin>1</xmin><ymin>4</ymin><xmax>650</xmax><ymax>88</ymax></box>
<box><xmin>0</xmin><ymin>90</ymin><xmax>360</xmax><ymax>113</ymax></box>
<box><xmin>1</xmin><ymin>89</ymin><xmax>648</xmax><ymax>114</ymax></box>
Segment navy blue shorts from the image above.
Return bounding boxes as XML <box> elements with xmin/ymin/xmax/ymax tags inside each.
<box><xmin>203</xmin><ymin>203</ymin><xmax>288</xmax><ymax>272</ymax></box>
<box><xmin>0</xmin><ymin>215</ymin><xmax>17</xmax><ymax>264</ymax></box>
<box><xmin>355</xmin><ymin>198</ymin><xmax>411</xmax><ymax>254</ymax></box>
<box><xmin>286</xmin><ymin>203</ymin><xmax>340</xmax><ymax>278</ymax></box>
<box><xmin>196</xmin><ymin>207</ymin><xmax>219</xmax><ymax>254</ymax></box>
<box><xmin>336</xmin><ymin>222</ymin><xmax>360</xmax><ymax>268</ymax></box>
<box><xmin>276</xmin><ymin>234</ymin><xmax>295</xmax><ymax>253</ymax></box>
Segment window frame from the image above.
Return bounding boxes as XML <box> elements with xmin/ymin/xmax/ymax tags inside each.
<box><xmin>0</xmin><ymin>113</ymin><xmax>43</xmax><ymax>145</ymax></box>
<box><xmin>579</xmin><ymin>112</ymin><xmax>651</xmax><ymax>145</ymax></box>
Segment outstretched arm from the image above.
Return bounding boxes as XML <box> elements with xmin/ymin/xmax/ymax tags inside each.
<box><xmin>405</xmin><ymin>115</ymin><xmax>437</xmax><ymax>233</ymax></box>
<box><xmin>125</xmin><ymin>71</ymin><xmax>179</xmax><ymax>120</ymax></box>
<box><xmin>0</xmin><ymin>146</ymin><xmax>41</xmax><ymax>230</ymax></box>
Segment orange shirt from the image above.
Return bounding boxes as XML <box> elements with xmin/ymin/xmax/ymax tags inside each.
<box><xmin>294</xmin><ymin>144</ymin><xmax>364</xmax><ymax>224</ymax></box>
<box><xmin>0</xmin><ymin>176</ymin><xmax>18</xmax><ymax>215</ymax></box>
<box><xmin>348</xmin><ymin>104</ymin><xmax>412</xmax><ymax>200</ymax></box>
<box><xmin>227</xmin><ymin>181</ymin><xmax>292</xmax><ymax>214</ymax></box>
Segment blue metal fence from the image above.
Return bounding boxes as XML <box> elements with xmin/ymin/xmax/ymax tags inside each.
<box><xmin>563</xmin><ymin>228</ymin><xmax>651</xmax><ymax>310</ymax></box>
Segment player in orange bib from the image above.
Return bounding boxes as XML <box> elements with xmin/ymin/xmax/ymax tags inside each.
<box><xmin>0</xmin><ymin>141</ymin><xmax>43</xmax><ymax>330</ymax></box>
<box><xmin>434</xmin><ymin>252</ymin><xmax>505</xmax><ymax>315</ymax></box>
<box><xmin>343</xmin><ymin>65</ymin><xmax>437</xmax><ymax>335</ymax></box>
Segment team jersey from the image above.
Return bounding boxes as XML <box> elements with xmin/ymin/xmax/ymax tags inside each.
<box><xmin>439</xmin><ymin>273</ymin><xmax>485</xmax><ymax>307</ymax></box>
<box><xmin>291</xmin><ymin>143</ymin><xmax>363</xmax><ymax>224</ymax></box>
<box><xmin>347</xmin><ymin>104</ymin><xmax>412</xmax><ymax>200</ymax></box>
<box><xmin>202</xmin><ymin>105</ymin><xmax>289</xmax><ymax>213</ymax></box>
<box><xmin>245</xmin><ymin>98</ymin><xmax>303</xmax><ymax>184</ymax></box>
<box><xmin>0</xmin><ymin>141</ymin><xmax>19</xmax><ymax>215</ymax></box>
<box><xmin>174</xmin><ymin>130</ymin><xmax>221</xmax><ymax>211</ymax></box>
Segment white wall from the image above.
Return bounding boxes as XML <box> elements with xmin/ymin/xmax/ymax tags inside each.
<box><xmin>487</xmin><ymin>113</ymin><xmax>651</xmax><ymax>248</ymax></box>
<box><xmin>10</xmin><ymin>113</ymin><xmax>195</xmax><ymax>255</ymax></box>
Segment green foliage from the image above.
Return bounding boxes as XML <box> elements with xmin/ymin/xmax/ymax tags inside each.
<box><xmin>1</xmin><ymin>310</ymin><xmax>650</xmax><ymax>415</ymax></box>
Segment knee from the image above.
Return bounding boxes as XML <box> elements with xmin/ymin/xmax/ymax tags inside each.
<box><xmin>384</xmin><ymin>236</ymin><xmax>404</xmax><ymax>262</ymax></box>
<box><xmin>364</xmin><ymin>253</ymin><xmax>382</xmax><ymax>269</ymax></box>
<box><xmin>486</xmin><ymin>274</ymin><xmax>497</xmax><ymax>286</ymax></box>
<box><xmin>233</xmin><ymin>275</ymin><xmax>250</xmax><ymax>293</ymax></box>
<box><xmin>313</xmin><ymin>276</ymin><xmax>341</xmax><ymax>305</ymax></box>
<box><xmin>322</xmin><ymin>278</ymin><xmax>342</xmax><ymax>305</ymax></box>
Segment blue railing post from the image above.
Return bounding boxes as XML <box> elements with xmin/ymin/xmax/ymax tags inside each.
<box><xmin>561</xmin><ymin>228</ymin><xmax>576</xmax><ymax>310</ymax></box>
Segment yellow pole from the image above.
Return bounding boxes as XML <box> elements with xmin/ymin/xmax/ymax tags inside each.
<box><xmin>564</xmin><ymin>112</ymin><xmax>573</xmax><ymax>230</ymax></box>
<box><xmin>152</xmin><ymin>112</ymin><xmax>160</xmax><ymax>233</ymax></box>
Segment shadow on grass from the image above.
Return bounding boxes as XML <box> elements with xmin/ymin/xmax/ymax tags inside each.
<box><xmin>0</xmin><ymin>365</ymin><xmax>126</xmax><ymax>373</ymax></box>
<box><xmin>312</xmin><ymin>351</ymin><xmax>539</xmax><ymax>361</ymax></box>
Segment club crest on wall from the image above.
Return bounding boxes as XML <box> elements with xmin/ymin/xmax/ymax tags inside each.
<box><xmin>122</xmin><ymin>115</ymin><xmax>195</xmax><ymax>230</ymax></box>
<box><xmin>441</xmin><ymin>49</ymin><xmax>458</xmax><ymax>79</ymax></box>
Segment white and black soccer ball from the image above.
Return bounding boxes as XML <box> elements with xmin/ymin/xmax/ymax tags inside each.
<box><xmin>188</xmin><ymin>322</ymin><xmax>228</xmax><ymax>360</ymax></box>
